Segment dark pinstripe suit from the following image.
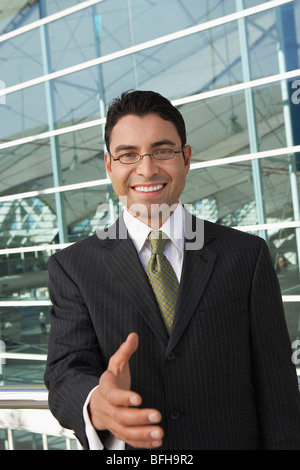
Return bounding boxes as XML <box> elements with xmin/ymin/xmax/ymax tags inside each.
<box><xmin>44</xmin><ymin>210</ymin><xmax>300</xmax><ymax>449</ymax></box>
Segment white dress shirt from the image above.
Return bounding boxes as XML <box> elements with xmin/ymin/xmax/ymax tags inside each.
<box><xmin>83</xmin><ymin>203</ymin><xmax>185</xmax><ymax>449</ymax></box>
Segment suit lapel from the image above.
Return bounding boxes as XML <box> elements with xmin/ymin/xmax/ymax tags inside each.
<box><xmin>101</xmin><ymin>216</ymin><xmax>169</xmax><ymax>347</ymax></box>
<box><xmin>166</xmin><ymin>213</ymin><xmax>217</xmax><ymax>355</ymax></box>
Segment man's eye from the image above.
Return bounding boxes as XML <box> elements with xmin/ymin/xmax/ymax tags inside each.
<box><xmin>123</xmin><ymin>153</ymin><xmax>138</xmax><ymax>159</ymax></box>
<box><xmin>155</xmin><ymin>149</ymin><xmax>173</xmax><ymax>157</ymax></box>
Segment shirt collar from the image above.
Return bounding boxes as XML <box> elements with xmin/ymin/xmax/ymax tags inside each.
<box><xmin>123</xmin><ymin>203</ymin><xmax>185</xmax><ymax>254</ymax></box>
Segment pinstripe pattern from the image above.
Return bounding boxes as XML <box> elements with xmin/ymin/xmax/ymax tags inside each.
<box><xmin>45</xmin><ymin>211</ymin><xmax>300</xmax><ymax>449</ymax></box>
<box><xmin>146</xmin><ymin>231</ymin><xmax>179</xmax><ymax>334</ymax></box>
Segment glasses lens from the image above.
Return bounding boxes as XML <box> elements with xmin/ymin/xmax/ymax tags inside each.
<box><xmin>153</xmin><ymin>149</ymin><xmax>175</xmax><ymax>160</ymax></box>
<box><xmin>120</xmin><ymin>153</ymin><xmax>140</xmax><ymax>164</ymax></box>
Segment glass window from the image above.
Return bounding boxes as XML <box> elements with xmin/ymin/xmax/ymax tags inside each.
<box><xmin>261</xmin><ymin>153</ymin><xmax>299</xmax><ymax>223</ymax></box>
<box><xmin>0</xmin><ymin>142</ymin><xmax>54</xmax><ymax>195</ymax></box>
<box><xmin>0</xmin><ymin>3</ymin><xmax>39</xmax><ymax>36</ymax></box>
<box><xmin>281</xmin><ymin>302</ymin><xmax>300</xmax><ymax>380</ymax></box>
<box><xmin>0</xmin><ymin>29</ymin><xmax>43</xmax><ymax>88</ymax></box>
<box><xmin>0</xmin><ymin>305</ymin><xmax>49</xmax><ymax>385</ymax></box>
<box><xmin>269</xmin><ymin>227</ymin><xmax>300</xmax><ymax>295</ymax></box>
<box><xmin>43</xmin><ymin>0</ymin><xmax>239</xmax><ymax>74</ymax></box>
<box><xmin>44</xmin><ymin>0</ymin><xmax>80</xmax><ymax>16</ymax></box>
<box><xmin>0</xmin><ymin>196</ymin><xmax>58</xmax><ymax>249</ymax></box>
<box><xmin>181</xmin><ymin>93</ymin><xmax>249</xmax><ymax>165</ymax></box>
<box><xmin>0</xmin><ymin>250</ymin><xmax>51</xmax><ymax>299</ymax></box>
<box><xmin>183</xmin><ymin>163</ymin><xmax>256</xmax><ymax>225</ymax></box>
<box><xmin>253</xmin><ymin>83</ymin><xmax>287</xmax><ymax>152</ymax></box>
<box><xmin>62</xmin><ymin>183</ymin><xmax>115</xmax><ymax>243</ymax></box>
<box><xmin>245</xmin><ymin>3</ymin><xmax>300</xmax><ymax>79</ymax></box>
<box><xmin>0</xmin><ymin>84</ymin><xmax>48</xmax><ymax>142</ymax></box>
<box><xmin>0</xmin><ymin>125</ymin><xmax>107</xmax><ymax>197</ymax></box>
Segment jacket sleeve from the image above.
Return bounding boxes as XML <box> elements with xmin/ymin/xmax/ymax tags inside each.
<box><xmin>249</xmin><ymin>238</ymin><xmax>300</xmax><ymax>449</ymax></box>
<box><xmin>44</xmin><ymin>253</ymin><xmax>105</xmax><ymax>449</ymax></box>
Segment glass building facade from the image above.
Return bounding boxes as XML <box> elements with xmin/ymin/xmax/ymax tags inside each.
<box><xmin>0</xmin><ymin>0</ymin><xmax>299</xmax><ymax>397</ymax></box>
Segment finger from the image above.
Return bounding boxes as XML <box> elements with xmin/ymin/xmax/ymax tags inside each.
<box><xmin>92</xmin><ymin>404</ymin><xmax>164</xmax><ymax>448</ymax></box>
<box><xmin>108</xmin><ymin>333</ymin><xmax>139</xmax><ymax>375</ymax></box>
<box><xmin>113</xmin><ymin>407</ymin><xmax>162</xmax><ymax>427</ymax></box>
<box><xmin>93</xmin><ymin>386</ymin><xmax>161</xmax><ymax>432</ymax></box>
<box><xmin>112</xmin><ymin>424</ymin><xmax>164</xmax><ymax>449</ymax></box>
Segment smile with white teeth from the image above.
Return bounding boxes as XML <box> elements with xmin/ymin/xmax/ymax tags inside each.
<box><xmin>133</xmin><ymin>184</ymin><xmax>164</xmax><ymax>192</ymax></box>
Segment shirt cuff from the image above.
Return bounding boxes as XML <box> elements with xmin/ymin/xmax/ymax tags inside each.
<box><xmin>83</xmin><ymin>385</ymin><xmax>125</xmax><ymax>450</ymax></box>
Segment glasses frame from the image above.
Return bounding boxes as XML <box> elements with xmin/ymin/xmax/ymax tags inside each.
<box><xmin>109</xmin><ymin>147</ymin><xmax>185</xmax><ymax>165</ymax></box>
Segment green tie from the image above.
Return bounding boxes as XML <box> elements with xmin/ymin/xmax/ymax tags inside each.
<box><xmin>146</xmin><ymin>230</ymin><xmax>179</xmax><ymax>334</ymax></box>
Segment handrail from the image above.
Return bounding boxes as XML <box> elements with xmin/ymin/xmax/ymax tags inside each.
<box><xmin>0</xmin><ymin>385</ymin><xmax>80</xmax><ymax>449</ymax></box>
<box><xmin>0</xmin><ymin>385</ymin><xmax>48</xmax><ymax>409</ymax></box>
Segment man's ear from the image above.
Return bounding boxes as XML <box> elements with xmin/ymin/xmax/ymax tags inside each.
<box><xmin>104</xmin><ymin>152</ymin><xmax>112</xmax><ymax>178</ymax></box>
<box><xmin>183</xmin><ymin>145</ymin><xmax>192</xmax><ymax>175</ymax></box>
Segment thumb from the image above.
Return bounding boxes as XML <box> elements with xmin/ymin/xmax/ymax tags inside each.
<box><xmin>108</xmin><ymin>332</ymin><xmax>139</xmax><ymax>376</ymax></box>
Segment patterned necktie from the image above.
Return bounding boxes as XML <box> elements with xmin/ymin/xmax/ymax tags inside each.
<box><xmin>146</xmin><ymin>230</ymin><xmax>179</xmax><ymax>334</ymax></box>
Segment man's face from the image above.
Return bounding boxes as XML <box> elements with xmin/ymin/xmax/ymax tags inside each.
<box><xmin>104</xmin><ymin>113</ymin><xmax>191</xmax><ymax>227</ymax></box>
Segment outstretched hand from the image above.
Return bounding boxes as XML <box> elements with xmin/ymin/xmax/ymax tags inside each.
<box><xmin>88</xmin><ymin>333</ymin><xmax>164</xmax><ymax>449</ymax></box>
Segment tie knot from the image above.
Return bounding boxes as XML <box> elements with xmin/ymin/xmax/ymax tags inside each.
<box><xmin>148</xmin><ymin>230</ymin><xmax>168</xmax><ymax>254</ymax></box>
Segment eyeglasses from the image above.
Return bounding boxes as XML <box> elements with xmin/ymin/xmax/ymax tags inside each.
<box><xmin>110</xmin><ymin>148</ymin><xmax>185</xmax><ymax>165</ymax></box>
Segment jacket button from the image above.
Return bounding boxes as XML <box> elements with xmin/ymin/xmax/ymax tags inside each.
<box><xmin>166</xmin><ymin>351</ymin><xmax>176</xmax><ymax>361</ymax></box>
<box><xmin>170</xmin><ymin>410</ymin><xmax>180</xmax><ymax>420</ymax></box>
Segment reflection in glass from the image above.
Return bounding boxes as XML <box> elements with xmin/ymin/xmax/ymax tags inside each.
<box><xmin>43</xmin><ymin>0</ymin><xmax>238</xmax><ymax>71</ymax></box>
<box><xmin>245</xmin><ymin>7</ymin><xmax>280</xmax><ymax>80</ymax></box>
<box><xmin>283</xmin><ymin>301</ymin><xmax>300</xmax><ymax>350</ymax></box>
<box><xmin>182</xmin><ymin>92</ymin><xmax>249</xmax><ymax>165</ymax></box>
<box><xmin>0</xmin><ymin>251</ymin><xmax>50</xmax><ymax>300</ymax></box>
<box><xmin>182</xmin><ymin>163</ymin><xmax>256</xmax><ymax>226</ymax></box>
<box><xmin>0</xmin><ymin>305</ymin><xmax>50</xmax><ymax>385</ymax></box>
<box><xmin>0</xmin><ymin>127</ymin><xmax>106</xmax><ymax>200</ymax></box>
<box><xmin>67</xmin><ymin>184</ymin><xmax>116</xmax><ymax>243</ymax></box>
<box><xmin>0</xmin><ymin>196</ymin><xmax>58</xmax><ymax>249</ymax></box>
<box><xmin>253</xmin><ymin>84</ymin><xmax>287</xmax><ymax>152</ymax></box>
<box><xmin>0</xmin><ymin>84</ymin><xmax>48</xmax><ymax>143</ymax></box>
<box><xmin>268</xmin><ymin>228</ymin><xmax>300</xmax><ymax>296</ymax></box>
<box><xmin>0</xmin><ymin>140</ymin><xmax>54</xmax><ymax>195</ymax></box>
<box><xmin>50</xmin><ymin>125</ymin><xmax>106</xmax><ymax>184</ymax></box>
<box><xmin>0</xmin><ymin>4</ymin><xmax>39</xmax><ymax>35</ymax></box>
<box><xmin>261</xmin><ymin>154</ymin><xmax>297</xmax><ymax>222</ymax></box>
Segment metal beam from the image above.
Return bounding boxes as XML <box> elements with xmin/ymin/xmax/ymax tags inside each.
<box><xmin>236</xmin><ymin>0</ymin><xmax>267</xmax><ymax>240</ymax></box>
<box><xmin>39</xmin><ymin>0</ymin><xmax>67</xmax><ymax>244</ymax></box>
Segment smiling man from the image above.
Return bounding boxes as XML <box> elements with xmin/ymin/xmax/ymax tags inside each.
<box><xmin>45</xmin><ymin>90</ymin><xmax>300</xmax><ymax>450</ymax></box>
<box><xmin>104</xmin><ymin>112</ymin><xmax>191</xmax><ymax>228</ymax></box>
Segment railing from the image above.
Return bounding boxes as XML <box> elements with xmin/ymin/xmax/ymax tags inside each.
<box><xmin>0</xmin><ymin>385</ymin><xmax>82</xmax><ymax>450</ymax></box>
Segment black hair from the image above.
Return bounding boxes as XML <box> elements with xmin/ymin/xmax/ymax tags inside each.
<box><xmin>104</xmin><ymin>90</ymin><xmax>186</xmax><ymax>152</ymax></box>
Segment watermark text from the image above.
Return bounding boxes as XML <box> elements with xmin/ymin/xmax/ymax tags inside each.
<box><xmin>291</xmin><ymin>79</ymin><xmax>300</xmax><ymax>105</ymax></box>
<box><xmin>96</xmin><ymin>199</ymin><xmax>204</xmax><ymax>251</ymax></box>
<box><xmin>292</xmin><ymin>339</ymin><xmax>300</xmax><ymax>365</ymax></box>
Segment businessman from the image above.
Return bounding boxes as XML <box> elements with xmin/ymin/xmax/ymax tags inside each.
<box><xmin>45</xmin><ymin>90</ymin><xmax>300</xmax><ymax>450</ymax></box>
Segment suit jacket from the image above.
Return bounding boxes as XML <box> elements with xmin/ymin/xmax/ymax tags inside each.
<box><xmin>44</xmin><ymin>211</ymin><xmax>300</xmax><ymax>449</ymax></box>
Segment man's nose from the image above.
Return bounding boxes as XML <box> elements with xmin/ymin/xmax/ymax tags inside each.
<box><xmin>135</xmin><ymin>154</ymin><xmax>160</xmax><ymax>178</ymax></box>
